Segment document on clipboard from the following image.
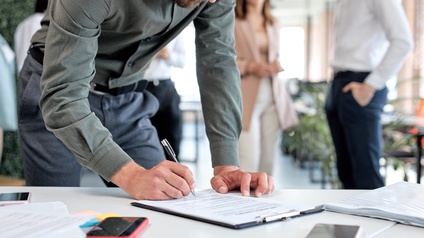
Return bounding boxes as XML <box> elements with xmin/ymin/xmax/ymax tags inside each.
<box><xmin>131</xmin><ymin>189</ymin><xmax>323</xmax><ymax>229</ymax></box>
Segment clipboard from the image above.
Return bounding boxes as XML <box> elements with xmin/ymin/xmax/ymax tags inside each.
<box><xmin>130</xmin><ymin>189</ymin><xmax>324</xmax><ymax>229</ymax></box>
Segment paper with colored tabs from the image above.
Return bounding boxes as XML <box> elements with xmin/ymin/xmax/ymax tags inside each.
<box><xmin>96</xmin><ymin>213</ymin><xmax>121</xmax><ymax>220</ymax></box>
<box><xmin>77</xmin><ymin>211</ymin><xmax>121</xmax><ymax>228</ymax></box>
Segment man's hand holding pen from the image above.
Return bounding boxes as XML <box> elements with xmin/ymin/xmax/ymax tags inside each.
<box><xmin>110</xmin><ymin>138</ymin><xmax>195</xmax><ymax>201</ymax></box>
<box><xmin>161</xmin><ymin>139</ymin><xmax>196</xmax><ymax>197</ymax></box>
<box><xmin>111</xmin><ymin>160</ymin><xmax>196</xmax><ymax>200</ymax></box>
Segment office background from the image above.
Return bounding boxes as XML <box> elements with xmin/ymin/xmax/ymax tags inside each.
<box><xmin>0</xmin><ymin>0</ymin><xmax>423</xmax><ymax>188</ymax></box>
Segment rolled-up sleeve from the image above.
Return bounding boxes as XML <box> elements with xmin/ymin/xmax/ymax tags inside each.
<box><xmin>39</xmin><ymin>0</ymin><xmax>132</xmax><ymax>180</ymax></box>
<box><xmin>365</xmin><ymin>0</ymin><xmax>413</xmax><ymax>89</ymax></box>
<box><xmin>194</xmin><ymin>0</ymin><xmax>242</xmax><ymax>167</ymax></box>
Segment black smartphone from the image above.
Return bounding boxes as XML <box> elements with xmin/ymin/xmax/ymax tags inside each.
<box><xmin>306</xmin><ymin>223</ymin><xmax>363</xmax><ymax>238</ymax></box>
<box><xmin>0</xmin><ymin>192</ymin><xmax>31</xmax><ymax>206</ymax></box>
<box><xmin>86</xmin><ymin>217</ymin><xmax>149</xmax><ymax>238</ymax></box>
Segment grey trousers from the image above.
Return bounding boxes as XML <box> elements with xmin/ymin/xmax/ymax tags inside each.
<box><xmin>18</xmin><ymin>54</ymin><xmax>165</xmax><ymax>186</ymax></box>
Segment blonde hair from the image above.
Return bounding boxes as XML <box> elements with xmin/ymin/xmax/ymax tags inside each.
<box><xmin>235</xmin><ymin>0</ymin><xmax>275</xmax><ymax>25</ymax></box>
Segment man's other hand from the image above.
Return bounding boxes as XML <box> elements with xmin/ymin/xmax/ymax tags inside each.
<box><xmin>210</xmin><ymin>165</ymin><xmax>275</xmax><ymax>197</ymax></box>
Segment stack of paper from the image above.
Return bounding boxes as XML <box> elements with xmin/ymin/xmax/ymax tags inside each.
<box><xmin>0</xmin><ymin>202</ymin><xmax>93</xmax><ymax>238</ymax></box>
<box><xmin>324</xmin><ymin>182</ymin><xmax>424</xmax><ymax>227</ymax></box>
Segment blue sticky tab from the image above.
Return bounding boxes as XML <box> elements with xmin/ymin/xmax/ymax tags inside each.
<box><xmin>79</xmin><ymin>218</ymin><xmax>100</xmax><ymax>228</ymax></box>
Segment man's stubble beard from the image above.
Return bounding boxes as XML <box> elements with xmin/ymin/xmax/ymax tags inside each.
<box><xmin>174</xmin><ymin>0</ymin><xmax>208</xmax><ymax>8</ymax></box>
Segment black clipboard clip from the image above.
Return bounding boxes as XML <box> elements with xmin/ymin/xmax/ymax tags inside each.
<box><xmin>257</xmin><ymin>205</ymin><xmax>325</xmax><ymax>223</ymax></box>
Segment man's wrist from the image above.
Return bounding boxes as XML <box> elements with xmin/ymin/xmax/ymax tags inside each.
<box><xmin>213</xmin><ymin>165</ymin><xmax>239</xmax><ymax>176</ymax></box>
<box><xmin>363</xmin><ymin>82</ymin><xmax>376</xmax><ymax>96</ymax></box>
<box><xmin>111</xmin><ymin>161</ymin><xmax>145</xmax><ymax>186</ymax></box>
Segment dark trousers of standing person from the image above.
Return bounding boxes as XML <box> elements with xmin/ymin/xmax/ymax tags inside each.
<box><xmin>325</xmin><ymin>71</ymin><xmax>387</xmax><ymax>189</ymax></box>
<box><xmin>146</xmin><ymin>79</ymin><xmax>183</xmax><ymax>159</ymax></box>
<box><xmin>18</xmin><ymin>52</ymin><xmax>165</xmax><ymax>187</ymax></box>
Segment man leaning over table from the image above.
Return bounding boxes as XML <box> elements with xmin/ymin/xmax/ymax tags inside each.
<box><xmin>17</xmin><ymin>0</ymin><xmax>274</xmax><ymax>200</ymax></box>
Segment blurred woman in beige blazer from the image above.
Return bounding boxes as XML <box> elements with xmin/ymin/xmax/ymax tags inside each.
<box><xmin>234</xmin><ymin>0</ymin><xmax>298</xmax><ymax>175</ymax></box>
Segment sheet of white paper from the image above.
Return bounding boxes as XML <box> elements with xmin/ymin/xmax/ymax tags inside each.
<box><xmin>1</xmin><ymin>201</ymin><xmax>71</xmax><ymax>214</ymax></box>
<box><xmin>134</xmin><ymin>189</ymin><xmax>314</xmax><ymax>226</ymax></box>
<box><xmin>325</xmin><ymin>182</ymin><xmax>424</xmax><ymax>227</ymax></box>
<box><xmin>0</xmin><ymin>202</ymin><xmax>92</xmax><ymax>238</ymax></box>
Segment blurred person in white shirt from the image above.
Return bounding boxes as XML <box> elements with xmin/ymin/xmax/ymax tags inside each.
<box><xmin>144</xmin><ymin>35</ymin><xmax>186</xmax><ymax>159</ymax></box>
<box><xmin>14</xmin><ymin>0</ymin><xmax>48</xmax><ymax>72</ymax></box>
<box><xmin>0</xmin><ymin>34</ymin><xmax>17</xmax><ymax>158</ymax></box>
<box><xmin>325</xmin><ymin>0</ymin><xmax>413</xmax><ymax>189</ymax></box>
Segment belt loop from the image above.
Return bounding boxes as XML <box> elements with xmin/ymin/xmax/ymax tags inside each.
<box><xmin>131</xmin><ymin>81</ymin><xmax>138</xmax><ymax>91</ymax></box>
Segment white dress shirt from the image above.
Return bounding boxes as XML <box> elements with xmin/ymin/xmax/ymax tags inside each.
<box><xmin>0</xmin><ymin>34</ymin><xmax>17</xmax><ymax>130</ymax></box>
<box><xmin>144</xmin><ymin>34</ymin><xmax>186</xmax><ymax>81</ymax></box>
<box><xmin>14</xmin><ymin>12</ymin><xmax>44</xmax><ymax>72</ymax></box>
<box><xmin>331</xmin><ymin>0</ymin><xmax>413</xmax><ymax>89</ymax></box>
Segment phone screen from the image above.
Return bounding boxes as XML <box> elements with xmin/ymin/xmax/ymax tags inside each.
<box><xmin>306</xmin><ymin>223</ymin><xmax>362</xmax><ymax>238</ymax></box>
<box><xmin>86</xmin><ymin>217</ymin><xmax>148</xmax><ymax>237</ymax></box>
<box><xmin>0</xmin><ymin>192</ymin><xmax>30</xmax><ymax>204</ymax></box>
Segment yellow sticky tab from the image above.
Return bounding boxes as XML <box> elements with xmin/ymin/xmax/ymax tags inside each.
<box><xmin>96</xmin><ymin>213</ymin><xmax>121</xmax><ymax>220</ymax></box>
<box><xmin>72</xmin><ymin>210</ymin><xmax>102</xmax><ymax>216</ymax></box>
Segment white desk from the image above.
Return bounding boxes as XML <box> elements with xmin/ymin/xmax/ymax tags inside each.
<box><xmin>375</xmin><ymin>224</ymin><xmax>424</xmax><ymax>238</ymax></box>
<box><xmin>0</xmin><ymin>187</ymin><xmax>422</xmax><ymax>238</ymax></box>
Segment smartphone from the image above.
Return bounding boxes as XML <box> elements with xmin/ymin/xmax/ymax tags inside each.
<box><xmin>306</xmin><ymin>223</ymin><xmax>363</xmax><ymax>238</ymax></box>
<box><xmin>0</xmin><ymin>192</ymin><xmax>31</xmax><ymax>206</ymax></box>
<box><xmin>86</xmin><ymin>217</ymin><xmax>149</xmax><ymax>238</ymax></box>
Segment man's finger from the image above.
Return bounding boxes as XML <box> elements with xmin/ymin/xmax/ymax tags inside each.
<box><xmin>210</xmin><ymin>178</ymin><xmax>229</xmax><ymax>194</ymax></box>
<box><xmin>253</xmin><ymin>172</ymin><xmax>268</xmax><ymax>197</ymax></box>
<box><xmin>239</xmin><ymin>172</ymin><xmax>252</xmax><ymax>196</ymax></box>
<box><xmin>267</xmin><ymin>175</ymin><xmax>275</xmax><ymax>194</ymax></box>
<box><xmin>342</xmin><ymin>83</ymin><xmax>352</xmax><ymax>93</ymax></box>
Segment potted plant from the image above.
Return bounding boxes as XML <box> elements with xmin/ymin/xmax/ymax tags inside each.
<box><xmin>283</xmin><ymin>81</ymin><xmax>339</xmax><ymax>189</ymax></box>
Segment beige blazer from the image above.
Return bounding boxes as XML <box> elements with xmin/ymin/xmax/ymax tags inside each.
<box><xmin>234</xmin><ymin>18</ymin><xmax>299</xmax><ymax>131</ymax></box>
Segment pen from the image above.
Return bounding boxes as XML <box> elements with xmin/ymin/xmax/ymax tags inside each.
<box><xmin>160</xmin><ymin>139</ymin><xmax>196</xmax><ymax>197</ymax></box>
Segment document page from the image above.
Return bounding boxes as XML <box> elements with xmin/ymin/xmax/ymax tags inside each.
<box><xmin>132</xmin><ymin>189</ymin><xmax>313</xmax><ymax>227</ymax></box>
<box><xmin>324</xmin><ymin>182</ymin><xmax>424</xmax><ymax>227</ymax></box>
<box><xmin>0</xmin><ymin>202</ymin><xmax>93</xmax><ymax>238</ymax></box>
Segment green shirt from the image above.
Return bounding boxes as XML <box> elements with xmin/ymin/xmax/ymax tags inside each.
<box><xmin>32</xmin><ymin>0</ymin><xmax>242</xmax><ymax>180</ymax></box>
